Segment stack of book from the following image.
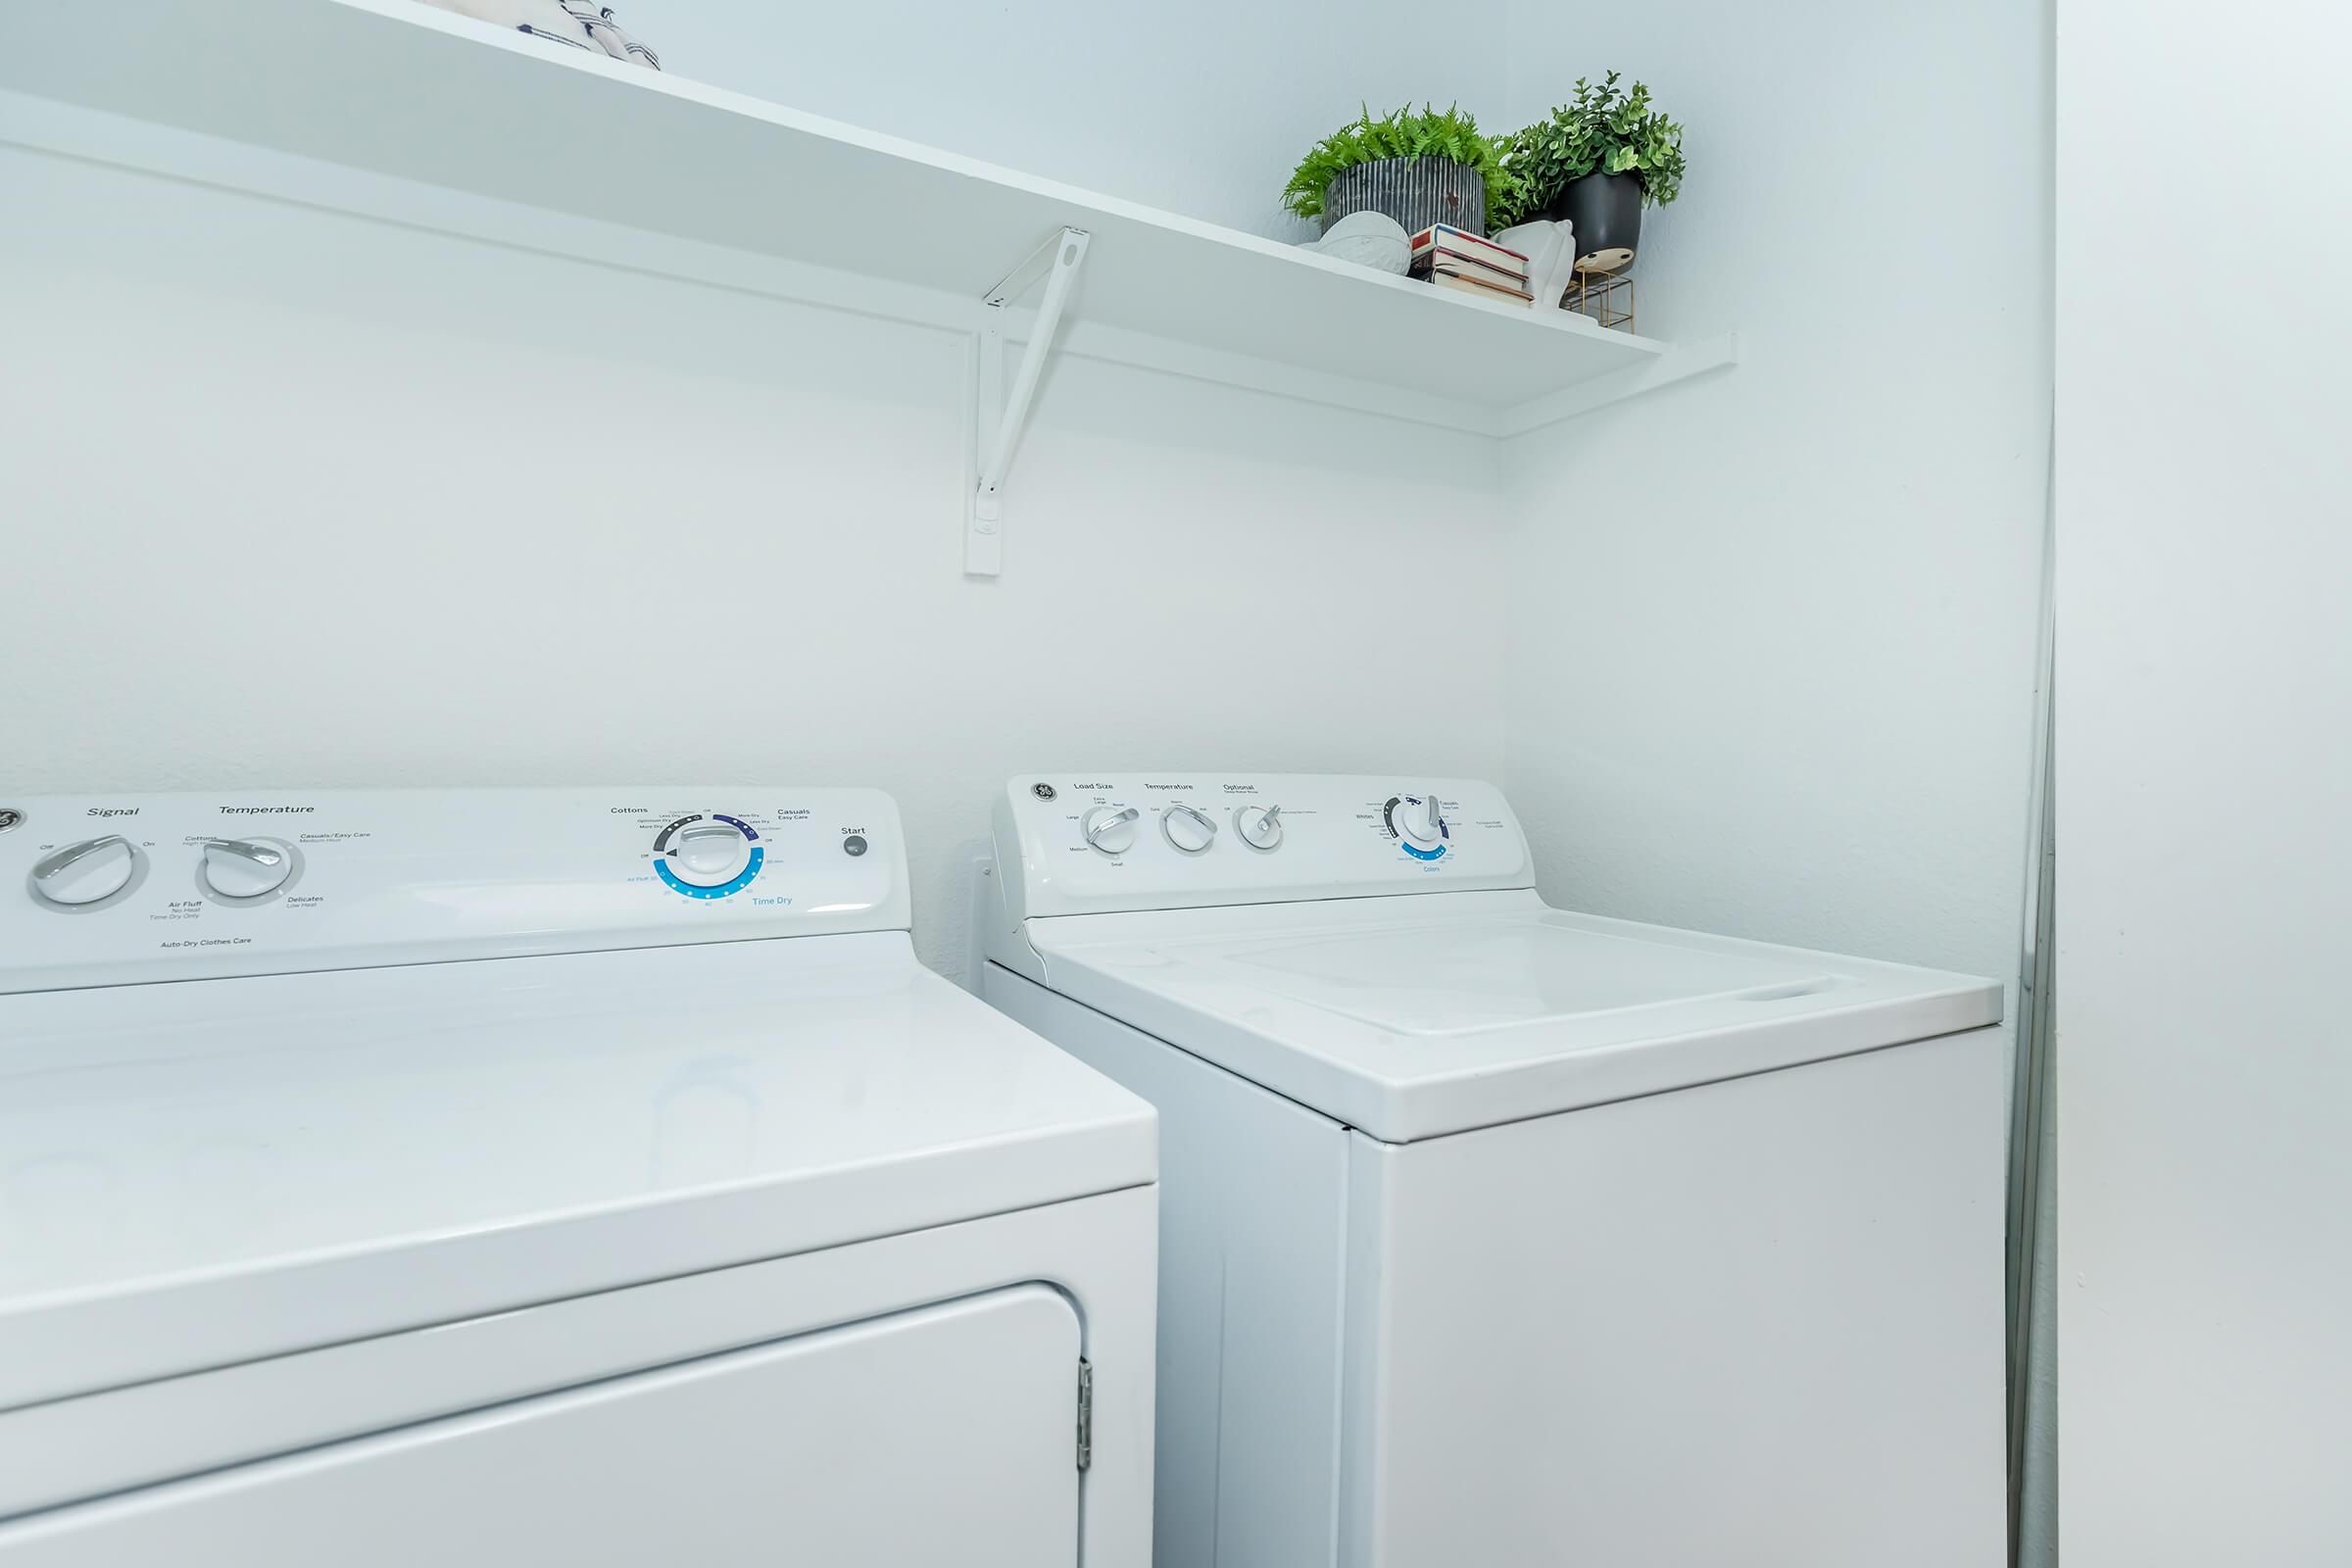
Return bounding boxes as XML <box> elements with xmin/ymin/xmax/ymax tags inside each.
<box><xmin>1408</xmin><ymin>224</ymin><xmax>1532</xmax><ymax>306</ymax></box>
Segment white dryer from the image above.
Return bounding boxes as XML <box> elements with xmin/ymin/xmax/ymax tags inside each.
<box><xmin>983</xmin><ymin>774</ymin><xmax>2006</xmax><ymax>1568</ymax></box>
<box><xmin>0</xmin><ymin>788</ymin><xmax>1154</xmax><ymax>1566</ymax></box>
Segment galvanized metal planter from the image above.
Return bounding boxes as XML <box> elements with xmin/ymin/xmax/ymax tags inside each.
<box><xmin>1320</xmin><ymin>157</ymin><xmax>1487</xmax><ymax>238</ymax></box>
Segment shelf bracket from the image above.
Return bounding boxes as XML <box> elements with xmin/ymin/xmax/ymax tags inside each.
<box><xmin>966</xmin><ymin>226</ymin><xmax>1091</xmax><ymax>575</ymax></box>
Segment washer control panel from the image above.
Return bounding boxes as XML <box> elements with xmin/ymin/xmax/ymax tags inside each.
<box><xmin>0</xmin><ymin>788</ymin><xmax>906</xmax><ymax>993</ymax></box>
<box><xmin>995</xmin><ymin>774</ymin><xmax>1532</xmax><ymax>921</ymax></box>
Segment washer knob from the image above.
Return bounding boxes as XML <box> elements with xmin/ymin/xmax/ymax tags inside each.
<box><xmin>1396</xmin><ymin>790</ymin><xmax>1445</xmax><ymax>848</ymax></box>
<box><xmin>668</xmin><ymin>821</ymin><xmax>753</xmax><ymax>888</ymax></box>
<box><xmin>1082</xmin><ymin>806</ymin><xmax>1140</xmax><ymax>856</ymax></box>
<box><xmin>1161</xmin><ymin>803</ymin><xmax>1217</xmax><ymax>854</ymax></box>
<box><xmin>201</xmin><ymin>838</ymin><xmax>292</xmax><ymax>900</ymax></box>
<box><xmin>1235</xmin><ymin>804</ymin><xmax>1284</xmax><ymax>851</ymax></box>
<box><xmin>29</xmin><ymin>835</ymin><xmax>138</xmax><ymax>906</ymax></box>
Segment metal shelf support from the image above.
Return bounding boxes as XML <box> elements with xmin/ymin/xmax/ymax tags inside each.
<box><xmin>966</xmin><ymin>226</ymin><xmax>1091</xmax><ymax>575</ymax></box>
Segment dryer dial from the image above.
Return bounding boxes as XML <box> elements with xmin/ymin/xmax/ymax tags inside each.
<box><xmin>653</xmin><ymin>814</ymin><xmax>764</xmax><ymax>899</ymax></box>
<box><xmin>200</xmin><ymin>838</ymin><xmax>293</xmax><ymax>900</ymax></box>
<box><xmin>28</xmin><ymin>835</ymin><xmax>139</xmax><ymax>907</ymax></box>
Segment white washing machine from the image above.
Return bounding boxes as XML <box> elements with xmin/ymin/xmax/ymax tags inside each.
<box><xmin>983</xmin><ymin>774</ymin><xmax>2007</xmax><ymax>1568</ymax></box>
<box><xmin>0</xmin><ymin>787</ymin><xmax>1155</xmax><ymax>1566</ymax></box>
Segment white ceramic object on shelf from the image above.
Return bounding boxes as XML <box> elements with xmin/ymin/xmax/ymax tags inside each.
<box><xmin>1494</xmin><ymin>219</ymin><xmax>1579</xmax><ymax>312</ymax></box>
<box><xmin>1304</xmin><ymin>211</ymin><xmax>1411</xmax><ymax>274</ymax></box>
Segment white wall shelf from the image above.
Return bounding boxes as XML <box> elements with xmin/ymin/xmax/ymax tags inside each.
<box><xmin>1</xmin><ymin>0</ymin><xmax>1735</xmax><ymax>566</ymax></box>
<box><xmin>3</xmin><ymin>0</ymin><xmax>1735</xmax><ymax>418</ymax></box>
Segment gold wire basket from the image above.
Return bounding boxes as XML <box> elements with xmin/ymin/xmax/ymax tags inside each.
<box><xmin>1563</xmin><ymin>267</ymin><xmax>1636</xmax><ymax>333</ymax></box>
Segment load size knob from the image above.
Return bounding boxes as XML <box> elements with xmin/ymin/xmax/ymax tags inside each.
<box><xmin>1082</xmin><ymin>806</ymin><xmax>1139</xmax><ymax>856</ymax></box>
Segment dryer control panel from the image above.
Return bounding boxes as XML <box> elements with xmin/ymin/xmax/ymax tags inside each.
<box><xmin>994</xmin><ymin>774</ymin><xmax>1533</xmax><ymax>921</ymax></box>
<box><xmin>0</xmin><ymin>788</ymin><xmax>906</xmax><ymax>993</ymax></box>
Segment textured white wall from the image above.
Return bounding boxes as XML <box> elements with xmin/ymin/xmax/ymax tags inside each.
<box><xmin>2057</xmin><ymin>2</ymin><xmax>2352</xmax><ymax>1561</ymax></box>
<box><xmin>0</xmin><ymin>143</ymin><xmax>1504</xmax><ymax>979</ymax></box>
<box><xmin>1494</xmin><ymin>7</ymin><xmax>2054</xmax><ymax>1556</ymax></box>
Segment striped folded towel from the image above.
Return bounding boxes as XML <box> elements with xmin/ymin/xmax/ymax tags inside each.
<box><xmin>414</xmin><ymin>0</ymin><xmax>661</xmax><ymax>70</ymax></box>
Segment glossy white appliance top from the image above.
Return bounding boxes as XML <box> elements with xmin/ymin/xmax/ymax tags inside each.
<box><xmin>0</xmin><ymin>933</ymin><xmax>1154</xmax><ymax>1411</ymax></box>
<box><xmin>0</xmin><ymin>790</ymin><xmax>1154</xmax><ymax>1412</ymax></box>
<box><xmin>989</xmin><ymin>775</ymin><xmax>2002</xmax><ymax>1141</ymax></box>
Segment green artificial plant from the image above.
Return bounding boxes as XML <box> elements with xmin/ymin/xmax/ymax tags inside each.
<box><xmin>1281</xmin><ymin>103</ymin><xmax>1519</xmax><ymax>223</ymax></box>
<box><xmin>1492</xmin><ymin>72</ymin><xmax>1686</xmax><ymax>228</ymax></box>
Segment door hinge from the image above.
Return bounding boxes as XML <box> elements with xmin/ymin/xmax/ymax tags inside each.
<box><xmin>1075</xmin><ymin>1358</ymin><xmax>1094</xmax><ymax>1472</ymax></box>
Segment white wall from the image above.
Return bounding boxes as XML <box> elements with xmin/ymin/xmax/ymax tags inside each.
<box><xmin>0</xmin><ymin>136</ymin><xmax>1503</xmax><ymax>979</ymax></box>
<box><xmin>614</xmin><ymin>0</ymin><xmax>1503</xmax><ymax>241</ymax></box>
<box><xmin>1494</xmin><ymin>6</ymin><xmax>2055</xmax><ymax>1555</ymax></box>
<box><xmin>1494</xmin><ymin>14</ymin><xmax>2049</xmax><ymax>996</ymax></box>
<box><xmin>2057</xmin><ymin>3</ymin><xmax>2352</xmax><ymax>1561</ymax></box>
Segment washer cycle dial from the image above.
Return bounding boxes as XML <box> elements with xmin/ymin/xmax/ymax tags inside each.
<box><xmin>29</xmin><ymin>835</ymin><xmax>139</xmax><ymax>906</ymax></box>
<box><xmin>653</xmin><ymin>814</ymin><xmax>764</xmax><ymax>899</ymax></box>
<box><xmin>1384</xmin><ymin>790</ymin><xmax>1448</xmax><ymax>859</ymax></box>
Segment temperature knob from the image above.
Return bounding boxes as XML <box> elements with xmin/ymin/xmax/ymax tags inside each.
<box><xmin>1235</xmin><ymin>804</ymin><xmax>1284</xmax><ymax>851</ymax></box>
<box><xmin>1082</xmin><ymin>806</ymin><xmax>1139</xmax><ymax>856</ymax></box>
<box><xmin>1160</xmin><ymin>803</ymin><xmax>1216</xmax><ymax>855</ymax></box>
<box><xmin>200</xmin><ymin>838</ymin><xmax>292</xmax><ymax>900</ymax></box>
<box><xmin>29</xmin><ymin>835</ymin><xmax>139</xmax><ymax>907</ymax></box>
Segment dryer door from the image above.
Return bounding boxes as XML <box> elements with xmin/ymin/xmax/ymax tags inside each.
<box><xmin>0</xmin><ymin>1286</ymin><xmax>1083</xmax><ymax>1567</ymax></box>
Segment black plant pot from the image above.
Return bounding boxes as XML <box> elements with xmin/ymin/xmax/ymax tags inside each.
<box><xmin>1549</xmin><ymin>171</ymin><xmax>1642</xmax><ymax>272</ymax></box>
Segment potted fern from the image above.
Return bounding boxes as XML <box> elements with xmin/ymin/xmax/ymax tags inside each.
<box><xmin>1282</xmin><ymin>103</ymin><xmax>1516</xmax><ymax>239</ymax></box>
<box><xmin>1494</xmin><ymin>73</ymin><xmax>1685</xmax><ymax>272</ymax></box>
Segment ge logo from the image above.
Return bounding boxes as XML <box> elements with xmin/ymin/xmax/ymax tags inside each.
<box><xmin>1031</xmin><ymin>783</ymin><xmax>1057</xmax><ymax>801</ymax></box>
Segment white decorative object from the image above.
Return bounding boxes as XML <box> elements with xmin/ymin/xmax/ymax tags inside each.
<box><xmin>1494</xmin><ymin>219</ymin><xmax>1579</xmax><ymax>313</ymax></box>
<box><xmin>1305</xmin><ymin>211</ymin><xmax>1411</xmax><ymax>274</ymax></box>
<box><xmin>415</xmin><ymin>0</ymin><xmax>661</xmax><ymax>69</ymax></box>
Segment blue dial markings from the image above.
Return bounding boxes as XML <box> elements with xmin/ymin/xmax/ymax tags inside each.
<box><xmin>656</xmin><ymin>845</ymin><xmax>764</xmax><ymax>899</ymax></box>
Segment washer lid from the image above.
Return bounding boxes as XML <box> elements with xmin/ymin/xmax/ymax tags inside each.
<box><xmin>0</xmin><ymin>932</ymin><xmax>1153</xmax><ymax>1410</ymax></box>
<box><xmin>1020</xmin><ymin>890</ymin><xmax>2002</xmax><ymax>1142</ymax></box>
